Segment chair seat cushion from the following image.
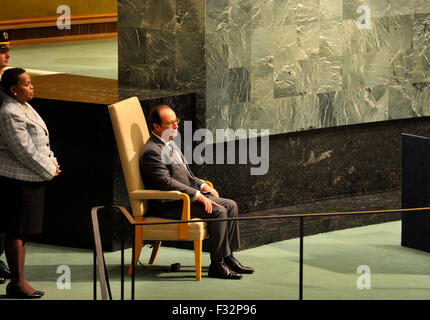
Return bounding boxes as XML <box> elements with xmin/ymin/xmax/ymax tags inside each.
<box><xmin>141</xmin><ymin>217</ymin><xmax>208</xmax><ymax>241</ymax></box>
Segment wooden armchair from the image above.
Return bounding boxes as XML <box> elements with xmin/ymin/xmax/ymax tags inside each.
<box><xmin>108</xmin><ymin>97</ymin><xmax>208</xmax><ymax>281</ymax></box>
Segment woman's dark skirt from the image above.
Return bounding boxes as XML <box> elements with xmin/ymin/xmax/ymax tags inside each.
<box><xmin>0</xmin><ymin>175</ymin><xmax>47</xmax><ymax>237</ymax></box>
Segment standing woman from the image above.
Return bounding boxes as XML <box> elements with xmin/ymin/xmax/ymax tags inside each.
<box><xmin>0</xmin><ymin>68</ymin><xmax>61</xmax><ymax>298</ymax></box>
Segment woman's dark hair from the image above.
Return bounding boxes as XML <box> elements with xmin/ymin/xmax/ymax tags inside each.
<box><xmin>1</xmin><ymin>67</ymin><xmax>26</xmax><ymax>98</ymax></box>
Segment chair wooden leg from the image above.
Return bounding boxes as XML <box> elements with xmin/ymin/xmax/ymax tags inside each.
<box><xmin>127</xmin><ymin>217</ymin><xmax>143</xmax><ymax>276</ymax></box>
<box><xmin>148</xmin><ymin>241</ymin><xmax>162</xmax><ymax>264</ymax></box>
<box><xmin>194</xmin><ymin>240</ymin><xmax>202</xmax><ymax>281</ymax></box>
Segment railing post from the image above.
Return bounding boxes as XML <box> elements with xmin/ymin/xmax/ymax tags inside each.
<box><xmin>91</xmin><ymin>206</ymin><xmax>108</xmax><ymax>300</ymax></box>
<box><xmin>121</xmin><ymin>211</ymin><xmax>124</xmax><ymax>301</ymax></box>
<box><xmin>299</xmin><ymin>216</ymin><xmax>304</xmax><ymax>301</ymax></box>
<box><xmin>103</xmin><ymin>254</ymin><xmax>112</xmax><ymax>300</ymax></box>
<box><xmin>131</xmin><ymin>224</ymin><xmax>135</xmax><ymax>300</ymax></box>
<box><xmin>93</xmin><ymin>245</ymin><xmax>97</xmax><ymax>300</ymax></box>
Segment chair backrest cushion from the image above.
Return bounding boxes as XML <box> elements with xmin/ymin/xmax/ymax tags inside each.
<box><xmin>108</xmin><ymin>97</ymin><xmax>149</xmax><ymax>217</ymax></box>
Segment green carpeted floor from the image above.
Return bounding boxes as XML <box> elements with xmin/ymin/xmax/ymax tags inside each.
<box><xmin>0</xmin><ymin>220</ymin><xmax>429</xmax><ymax>300</ymax></box>
<box><xmin>10</xmin><ymin>39</ymin><xmax>118</xmax><ymax>79</ymax></box>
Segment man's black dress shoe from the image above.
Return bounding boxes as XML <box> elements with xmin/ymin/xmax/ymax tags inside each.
<box><xmin>6</xmin><ymin>283</ymin><xmax>44</xmax><ymax>299</ymax></box>
<box><xmin>0</xmin><ymin>277</ymin><xmax>5</xmax><ymax>284</ymax></box>
<box><xmin>208</xmin><ymin>260</ymin><xmax>242</xmax><ymax>280</ymax></box>
<box><xmin>224</xmin><ymin>255</ymin><xmax>255</xmax><ymax>274</ymax></box>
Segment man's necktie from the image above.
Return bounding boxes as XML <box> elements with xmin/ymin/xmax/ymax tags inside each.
<box><xmin>168</xmin><ymin>141</ymin><xmax>192</xmax><ymax>174</ymax></box>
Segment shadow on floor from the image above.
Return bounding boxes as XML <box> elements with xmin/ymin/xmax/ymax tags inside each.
<box><xmin>105</xmin><ymin>264</ymin><xmax>211</xmax><ymax>282</ymax></box>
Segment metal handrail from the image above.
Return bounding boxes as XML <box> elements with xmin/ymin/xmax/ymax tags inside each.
<box><xmin>91</xmin><ymin>205</ymin><xmax>430</xmax><ymax>300</ymax></box>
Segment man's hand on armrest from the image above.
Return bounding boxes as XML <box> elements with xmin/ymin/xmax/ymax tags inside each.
<box><xmin>197</xmin><ymin>194</ymin><xmax>219</xmax><ymax>214</ymax></box>
<box><xmin>201</xmin><ymin>184</ymin><xmax>219</xmax><ymax>198</ymax></box>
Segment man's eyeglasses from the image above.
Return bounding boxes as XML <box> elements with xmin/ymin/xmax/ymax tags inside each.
<box><xmin>162</xmin><ymin>118</ymin><xmax>180</xmax><ymax>126</ymax></box>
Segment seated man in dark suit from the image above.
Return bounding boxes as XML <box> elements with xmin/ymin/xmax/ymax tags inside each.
<box><xmin>139</xmin><ymin>105</ymin><xmax>254</xmax><ymax>279</ymax></box>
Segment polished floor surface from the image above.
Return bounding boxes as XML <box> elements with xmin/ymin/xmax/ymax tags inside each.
<box><xmin>10</xmin><ymin>39</ymin><xmax>118</xmax><ymax>80</ymax></box>
<box><xmin>0</xmin><ymin>220</ymin><xmax>429</xmax><ymax>300</ymax></box>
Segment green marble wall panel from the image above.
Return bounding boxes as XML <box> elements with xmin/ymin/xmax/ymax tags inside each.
<box><xmin>318</xmin><ymin>56</ymin><xmax>342</xmax><ymax>93</ymax></box>
<box><xmin>119</xmin><ymin>0</ymin><xmax>430</xmax><ymax>137</ymax></box>
<box><xmin>228</xmin><ymin>29</ymin><xmax>251</xmax><ymax>68</ymax></box>
<box><xmin>204</xmin><ymin>0</ymin><xmax>430</xmax><ymax>136</ymax></box>
<box><xmin>321</xmin><ymin>0</ymin><xmax>343</xmax><ymax>21</ymax></box>
<box><xmin>274</xmin><ymin>96</ymin><xmax>296</xmax><ymax>133</ymax></box>
<box><xmin>320</xmin><ymin>20</ymin><xmax>343</xmax><ymax>58</ymax></box>
<box><xmin>318</xmin><ymin>92</ymin><xmax>337</xmax><ymax>127</ymax></box>
<box><xmin>118</xmin><ymin>0</ymin><xmax>205</xmax><ymax>90</ymax></box>
<box><xmin>207</xmin><ymin>102</ymin><xmax>252</xmax><ymax>132</ymax></box>
<box><xmin>417</xmin><ymin>0</ymin><xmax>430</xmax><ymax>14</ymax></box>
<box><xmin>412</xmin><ymin>82</ymin><xmax>430</xmax><ymax>115</ymax></box>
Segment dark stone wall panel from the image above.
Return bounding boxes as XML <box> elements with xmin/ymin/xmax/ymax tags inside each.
<box><xmin>194</xmin><ymin>117</ymin><xmax>430</xmax><ymax>215</ymax></box>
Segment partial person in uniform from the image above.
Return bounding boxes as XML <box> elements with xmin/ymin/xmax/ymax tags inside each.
<box><xmin>140</xmin><ymin>105</ymin><xmax>254</xmax><ymax>280</ymax></box>
<box><xmin>0</xmin><ymin>30</ymin><xmax>10</xmax><ymax>101</ymax></box>
<box><xmin>0</xmin><ymin>67</ymin><xmax>61</xmax><ymax>298</ymax></box>
<box><xmin>0</xmin><ymin>30</ymin><xmax>12</xmax><ymax>285</ymax></box>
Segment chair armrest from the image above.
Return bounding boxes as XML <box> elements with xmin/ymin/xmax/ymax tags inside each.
<box><xmin>129</xmin><ymin>189</ymin><xmax>191</xmax><ymax>240</ymax></box>
<box><xmin>129</xmin><ymin>190</ymin><xmax>183</xmax><ymax>200</ymax></box>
